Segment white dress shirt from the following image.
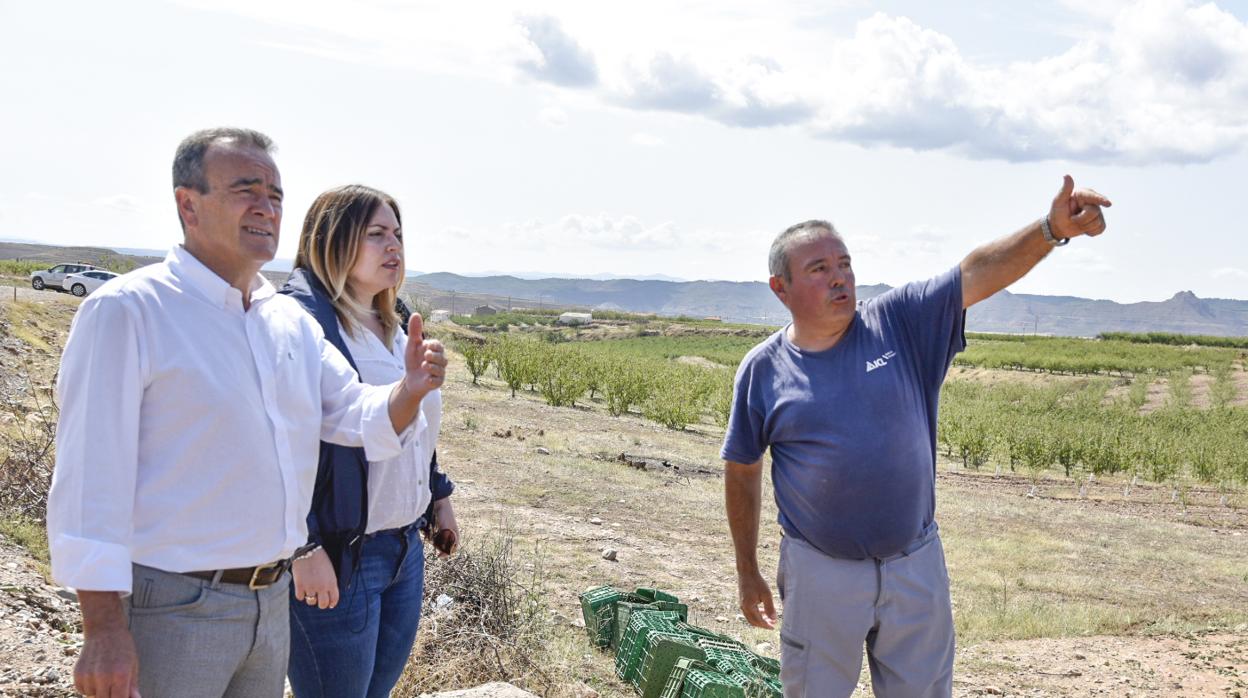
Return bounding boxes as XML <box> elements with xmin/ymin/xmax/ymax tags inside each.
<box><xmin>47</xmin><ymin>246</ymin><xmax>424</xmax><ymax>593</ymax></box>
<box><xmin>339</xmin><ymin>322</ymin><xmax>442</xmax><ymax>533</ymax></box>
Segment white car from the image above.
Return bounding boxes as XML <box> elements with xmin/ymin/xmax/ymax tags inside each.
<box><xmin>63</xmin><ymin>270</ymin><xmax>119</xmax><ymax>297</ymax></box>
<box><xmin>30</xmin><ymin>263</ymin><xmax>97</xmax><ymax>291</ymax></box>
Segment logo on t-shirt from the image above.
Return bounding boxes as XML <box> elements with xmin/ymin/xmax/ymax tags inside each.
<box><xmin>865</xmin><ymin>350</ymin><xmax>897</xmax><ymax>373</ymax></box>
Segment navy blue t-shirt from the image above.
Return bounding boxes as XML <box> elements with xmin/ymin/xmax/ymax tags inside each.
<box><xmin>720</xmin><ymin>266</ymin><xmax>966</xmax><ymax>560</ymax></box>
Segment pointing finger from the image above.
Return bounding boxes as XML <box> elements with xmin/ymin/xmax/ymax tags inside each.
<box><xmin>1073</xmin><ymin>188</ymin><xmax>1112</xmax><ymax>208</ymax></box>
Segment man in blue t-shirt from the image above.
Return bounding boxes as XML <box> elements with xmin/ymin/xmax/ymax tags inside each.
<box><xmin>722</xmin><ymin>176</ymin><xmax>1111</xmax><ymax>698</ymax></box>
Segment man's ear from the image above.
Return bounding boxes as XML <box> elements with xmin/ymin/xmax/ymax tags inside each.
<box><xmin>175</xmin><ymin>187</ymin><xmax>198</xmax><ymax>231</ymax></box>
<box><xmin>769</xmin><ymin>275</ymin><xmax>788</xmax><ymax>307</ymax></box>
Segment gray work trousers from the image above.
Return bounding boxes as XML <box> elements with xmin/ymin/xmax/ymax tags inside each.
<box><xmin>124</xmin><ymin>563</ymin><xmax>291</xmax><ymax>698</ymax></box>
<box><xmin>777</xmin><ymin>527</ymin><xmax>955</xmax><ymax>698</ymax></box>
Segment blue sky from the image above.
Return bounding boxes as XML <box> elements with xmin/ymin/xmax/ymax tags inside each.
<box><xmin>1</xmin><ymin>0</ymin><xmax>1246</xmax><ymax>302</ymax></box>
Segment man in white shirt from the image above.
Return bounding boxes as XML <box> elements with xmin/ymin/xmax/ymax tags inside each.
<box><xmin>46</xmin><ymin>127</ymin><xmax>446</xmax><ymax>698</ymax></box>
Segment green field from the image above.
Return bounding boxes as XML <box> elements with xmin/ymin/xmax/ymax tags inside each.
<box><xmin>450</xmin><ymin>328</ymin><xmax>1248</xmax><ymax>490</ymax></box>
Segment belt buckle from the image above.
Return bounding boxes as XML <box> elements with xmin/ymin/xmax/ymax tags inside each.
<box><xmin>248</xmin><ymin>561</ymin><xmax>282</xmax><ymax>590</ymax></box>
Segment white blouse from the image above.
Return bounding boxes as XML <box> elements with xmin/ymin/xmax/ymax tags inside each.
<box><xmin>340</xmin><ymin>320</ymin><xmax>443</xmax><ymax>533</ymax></box>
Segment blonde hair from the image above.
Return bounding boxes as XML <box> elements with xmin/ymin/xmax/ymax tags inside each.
<box><xmin>294</xmin><ymin>185</ymin><xmax>405</xmax><ymax>348</ymax></box>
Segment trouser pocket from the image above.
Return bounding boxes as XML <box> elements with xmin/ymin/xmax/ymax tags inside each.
<box><xmin>780</xmin><ymin>631</ymin><xmax>810</xmax><ymax>697</ymax></box>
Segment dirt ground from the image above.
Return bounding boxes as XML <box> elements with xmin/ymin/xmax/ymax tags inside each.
<box><xmin>0</xmin><ymin>299</ymin><xmax>1245</xmax><ymax>697</ymax></box>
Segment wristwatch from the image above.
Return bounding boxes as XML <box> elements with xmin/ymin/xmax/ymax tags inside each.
<box><xmin>1041</xmin><ymin>215</ymin><xmax>1068</xmax><ymax>246</ymax></box>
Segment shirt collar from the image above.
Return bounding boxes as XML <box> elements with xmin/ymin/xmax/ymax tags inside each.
<box><xmin>166</xmin><ymin>245</ymin><xmax>276</xmax><ymax>311</ymax></box>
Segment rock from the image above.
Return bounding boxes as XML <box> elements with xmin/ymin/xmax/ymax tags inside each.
<box><xmin>536</xmin><ymin>447</ymin><xmax>551</xmax><ymax>455</ymax></box>
<box><xmin>571</xmin><ymin>682</ymin><xmax>600</xmax><ymax>698</ymax></box>
<box><xmin>983</xmin><ymin>687</ymin><xmax>1003</xmax><ymax>695</ymax></box>
<box><xmin>54</xmin><ymin>587</ymin><xmax>78</xmax><ymax>603</ymax></box>
<box><xmin>735</xmin><ymin>614</ymin><xmax>745</xmax><ymax>622</ymax></box>
<box><xmin>572</xmin><ymin>617</ymin><xmax>585</xmax><ymax>628</ymax></box>
<box><xmin>601</xmin><ymin>549</ymin><xmax>618</xmax><ymax>561</ymax></box>
<box><xmin>755</xmin><ymin>642</ymin><xmax>773</xmax><ymax>653</ymax></box>
<box><xmin>589</xmin><ymin>517</ymin><xmax>603</xmax><ymax>525</ymax></box>
<box><xmin>1074</xmin><ymin>653</ymin><xmax>1086</xmax><ymax>660</ymax></box>
<box><xmin>715</xmin><ymin>616</ymin><xmax>728</xmax><ymax>623</ymax></box>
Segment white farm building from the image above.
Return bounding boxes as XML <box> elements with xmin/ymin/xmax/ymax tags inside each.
<box><xmin>557</xmin><ymin>312</ymin><xmax>593</xmax><ymax>326</ymax></box>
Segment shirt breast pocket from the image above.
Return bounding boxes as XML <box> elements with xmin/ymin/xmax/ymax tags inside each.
<box><xmin>272</xmin><ymin>335</ymin><xmax>321</xmax><ymax>414</ymax></box>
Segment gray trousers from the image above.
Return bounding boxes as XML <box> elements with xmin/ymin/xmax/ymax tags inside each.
<box><xmin>124</xmin><ymin>563</ymin><xmax>291</xmax><ymax>698</ymax></box>
<box><xmin>777</xmin><ymin>528</ymin><xmax>954</xmax><ymax>698</ymax></box>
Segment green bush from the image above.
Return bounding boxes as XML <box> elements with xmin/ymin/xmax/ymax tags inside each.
<box><xmin>641</xmin><ymin>365</ymin><xmax>708</xmax><ymax>430</ymax></box>
<box><xmin>601</xmin><ymin>359</ymin><xmax>651</xmax><ymax>417</ymax></box>
<box><xmin>491</xmin><ymin>335</ymin><xmax>541</xmax><ymax>397</ymax></box>
<box><xmin>457</xmin><ymin>340</ymin><xmax>492</xmax><ymax>385</ymax></box>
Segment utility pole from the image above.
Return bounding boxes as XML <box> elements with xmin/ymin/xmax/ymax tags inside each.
<box><xmin>450</xmin><ymin>290</ymin><xmax>457</xmax><ymax>316</ymax></box>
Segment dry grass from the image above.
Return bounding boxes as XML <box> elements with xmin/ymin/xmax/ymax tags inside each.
<box><xmin>393</xmin><ymin>527</ymin><xmax>557</xmax><ymax>696</ymax></box>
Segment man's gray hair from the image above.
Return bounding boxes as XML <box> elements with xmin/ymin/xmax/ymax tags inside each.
<box><xmin>768</xmin><ymin>219</ymin><xmax>843</xmax><ymax>281</ymax></box>
<box><xmin>172</xmin><ymin>127</ymin><xmax>275</xmax><ymax>193</ymax></box>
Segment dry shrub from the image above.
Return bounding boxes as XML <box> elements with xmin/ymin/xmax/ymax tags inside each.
<box><xmin>393</xmin><ymin>530</ymin><xmax>555</xmax><ymax>696</ymax></box>
<box><xmin>0</xmin><ymin>362</ymin><xmax>57</xmax><ymax>522</ymax></box>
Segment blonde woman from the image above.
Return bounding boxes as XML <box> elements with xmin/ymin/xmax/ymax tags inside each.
<box><xmin>280</xmin><ymin>184</ymin><xmax>459</xmax><ymax>697</ymax></box>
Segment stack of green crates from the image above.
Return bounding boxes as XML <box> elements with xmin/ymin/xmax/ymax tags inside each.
<box><xmin>613</xmin><ymin>599</ymin><xmax>689</xmax><ymax>650</ymax></box>
<box><xmin>615</xmin><ymin>609</ymin><xmax>684</xmax><ymax>683</ymax></box>
<box><xmin>634</xmin><ymin>630</ymin><xmax>707</xmax><ymax>697</ymax></box>
<box><xmin>578</xmin><ymin>585</ymin><xmax>781</xmax><ymax>698</ymax></box>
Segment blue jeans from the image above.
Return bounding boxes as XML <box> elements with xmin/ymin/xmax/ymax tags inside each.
<box><xmin>288</xmin><ymin>525</ymin><xmax>426</xmax><ymax>698</ymax></box>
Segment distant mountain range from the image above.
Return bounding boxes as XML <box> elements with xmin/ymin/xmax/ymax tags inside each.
<box><xmin>3</xmin><ymin>240</ymin><xmax>1246</xmax><ymax>337</ymax></box>
<box><xmin>413</xmin><ymin>272</ymin><xmax>1248</xmax><ymax>337</ymax></box>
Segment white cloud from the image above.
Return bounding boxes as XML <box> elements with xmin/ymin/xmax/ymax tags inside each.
<box><xmin>514</xmin><ymin>14</ymin><xmax>598</xmax><ymax>88</ymax></box>
<box><xmin>538</xmin><ymin>107</ymin><xmax>569</xmax><ymax>127</ymax></box>
<box><xmin>1212</xmin><ymin>267</ymin><xmax>1248</xmax><ymax>279</ymax></box>
<box><xmin>92</xmin><ymin>195</ymin><xmax>142</xmax><ymax>213</ymax></box>
<box><xmin>630</xmin><ymin>132</ymin><xmax>664</xmax><ymax>147</ymax></box>
<box><xmin>185</xmin><ymin>0</ymin><xmax>1248</xmax><ymax>165</ymax></box>
<box><xmin>615</xmin><ymin>52</ymin><xmax>812</xmax><ymax>127</ymax></box>
<box><xmin>603</xmin><ymin>1</ymin><xmax>1248</xmax><ymax>164</ymax></box>
<box><xmin>439</xmin><ymin>226</ymin><xmax>472</xmax><ymax>242</ymax></box>
<box><xmin>1050</xmin><ymin>247</ymin><xmax>1115</xmax><ymax>273</ymax></box>
<box><xmin>503</xmin><ymin>214</ymin><xmax>683</xmax><ymax>249</ymax></box>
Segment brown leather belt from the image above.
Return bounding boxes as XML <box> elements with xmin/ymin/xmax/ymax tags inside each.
<box><xmin>184</xmin><ymin>559</ymin><xmax>290</xmax><ymax>589</ymax></box>
<box><xmin>181</xmin><ymin>544</ymin><xmax>318</xmax><ymax>590</ymax></box>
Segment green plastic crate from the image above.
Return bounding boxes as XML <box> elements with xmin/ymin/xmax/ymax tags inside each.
<box><xmin>636</xmin><ymin>632</ymin><xmax>708</xmax><ymax>698</ymax></box>
<box><xmin>615</xmin><ymin>610</ymin><xmax>684</xmax><ymax>682</ymax></box>
<box><xmin>748</xmin><ymin>655</ymin><xmax>780</xmax><ymax>678</ymax></box>
<box><xmin>741</xmin><ymin>675</ymin><xmax>783</xmax><ymax>698</ymax></box>
<box><xmin>635</xmin><ymin>587</ymin><xmax>681</xmax><ymax>603</ymax></box>
<box><xmin>659</xmin><ymin>657</ymin><xmax>703</xmax><ymax>698</ymax></box>
<box><xmin>614</xmin><ymin>600</ymin><xmax>689</xmax><ymax>650</ymax></box>
<box><xmin>681</xmin><ymin>667</ymin><xmax>746</xmax><ymax>698</ymax></box>
<box><xmin>702</xmin><ymin>646</ymin><xmax>756</xmax><ymax>678</ymax></box>
<box><xmin>578</xmin><ymin>586</ymin><xmax>625</xmax><ymax>648</ymax></box>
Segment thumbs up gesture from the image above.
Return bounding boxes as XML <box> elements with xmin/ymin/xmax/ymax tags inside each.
<box><xmin>403</xmin><ymin>313</ymin><xmax>447</xmax><ymax>399</ymax></box>
<box><xmin>1049</xmin><ymin>174</ymin><xmax>1113</xmax><ymax>241</ymax></box>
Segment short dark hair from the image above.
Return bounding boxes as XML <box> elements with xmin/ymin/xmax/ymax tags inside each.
<box><xmin>769</xmin><ymin>219</ymin><xmax>842</xmax><ymax>281</ymax></box>
<box><xmin>172</xmin><ymin>127</ymin><xmax>275</xmax><ymax>193</ymax></box>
